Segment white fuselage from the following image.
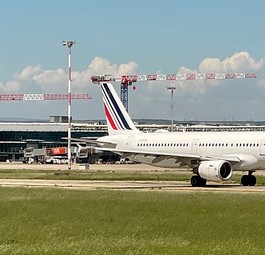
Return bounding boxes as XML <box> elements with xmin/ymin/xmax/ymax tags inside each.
<box><xmin>99</xmin><ymin>131</ymin><xmax>265</xmax><ymax>171</ymax></box>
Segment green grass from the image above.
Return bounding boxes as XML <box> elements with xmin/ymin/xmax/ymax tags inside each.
<box><xmin>0</xmin><ymin>187</ymin><xmax>265</xmax><ymax>254</ymax></box>
<box><xmin>1</xmin><ymin>168</ymin><xmax>265</xmax><ymax>185</ymax></box>
<box><xmin>0</xmin><ymin>169</ymin><xmax>193</xmax><ymax>182</ymax></box>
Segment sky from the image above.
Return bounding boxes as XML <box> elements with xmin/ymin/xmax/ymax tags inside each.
<box><xmin>0</xmin><ymin>0</ymin><xmax>265</xmax><ymax>121</ymax></box>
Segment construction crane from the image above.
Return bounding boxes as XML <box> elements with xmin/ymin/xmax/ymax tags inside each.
<box><xmin>0</xmin><ymin>93</ymin><xmax>91</xmax><ymax>101</ymax></box>
<box><xmin>91</xmin><ymin>73</ymin><xmax>257</xmax><ymax>111</ymax></box>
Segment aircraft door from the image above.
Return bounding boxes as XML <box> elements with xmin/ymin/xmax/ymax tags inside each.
<box><xmin>126</xmin><ymin>136</ymin><xmax>134</xmax><ymax>148</ymax></box>
<box><xmin>259</xmin><ymin>140</ymin><xmax>265</xmax><ymax>156</ymax></box>
<box><xmin>192</xmin><ymin>139</ymin><xmax>199</xmax><ymax>154</ymax></box>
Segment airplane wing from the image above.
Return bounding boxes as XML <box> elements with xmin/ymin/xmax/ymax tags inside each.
<box><xmin>203</xmin><ymin>155</ymin><xmax>240</xmax><ymax>164</ymax></box>
<box><xmin>95</xmin><ymin>147</ymin><xmax>241</xmax><ymax>166</ymax></box>
<box><xmin>62</xmin><ymin>137</ymin><xmax>117</xmax><ymax>148</ymax></box>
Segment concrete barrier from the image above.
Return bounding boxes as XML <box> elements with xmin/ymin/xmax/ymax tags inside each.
<box><xmin>79</xmin><ymin>164</ymin><xmax>90</xmax><ymax>170</ymax></box>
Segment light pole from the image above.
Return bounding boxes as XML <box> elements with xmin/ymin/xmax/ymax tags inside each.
<box><xmin>62</xmin><ymin>40</ymin><xmax>76</xmax><ymax>170</ymax></box>
<box><xmin>167</xmin><ymin>86</ymin><xmax>176</xmax><ymax>132</ymax></box>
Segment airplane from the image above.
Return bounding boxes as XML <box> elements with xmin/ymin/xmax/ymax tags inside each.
<box><xmin>93</xmin><ymin>82</ymin><xmax>265</xmax><ymax>187</ymax></box>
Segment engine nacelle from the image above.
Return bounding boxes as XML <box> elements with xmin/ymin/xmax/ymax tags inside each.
<box><xmin>198</xmin><ymin>160</ymin><xmax>233</xmax><ymax>182</ymax></box>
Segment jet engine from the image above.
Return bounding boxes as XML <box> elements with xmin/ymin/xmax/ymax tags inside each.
<box><xmin>198</xmin><ymin>160</ymin><xmax>232</xmax><ymax>182</ymax></box>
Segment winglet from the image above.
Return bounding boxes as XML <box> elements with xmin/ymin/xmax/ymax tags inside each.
<box><xmin>100</xmin><ymin>82</ymin><xmax>138</xmax><ymax>135</ymax></box>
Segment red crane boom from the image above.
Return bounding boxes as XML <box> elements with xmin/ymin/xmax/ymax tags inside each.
<box><xmin>91</xmin><ymin>72</ymin><xmax>257</xmax><ymax>111</ymax></box>
<box><xmin>0</xmin><ymin>93</ymin><xmax>91</xmax><ymax>101</ymax></box>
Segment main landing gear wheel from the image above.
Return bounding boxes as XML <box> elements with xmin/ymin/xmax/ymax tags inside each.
<box><xmin>241</xmin><ymin>173</ymin><xmax>256</xmax><ymax>186</ymax></box>
<box><xmin>191</xmin><ymin>176</ymin><xmax>207</xmax><ymax>187</ymax></box>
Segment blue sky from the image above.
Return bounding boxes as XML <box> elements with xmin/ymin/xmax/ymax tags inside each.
<box><xmin>0</xmin><ymin>0</ymin><xmax>265</xmax><ymax>121</ymax></box>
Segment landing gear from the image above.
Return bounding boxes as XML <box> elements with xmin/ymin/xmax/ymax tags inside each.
<box><xmin>241</xmin><ymin>172</ymin><xmax>256</xmax><ymax>186</ymax></box>
<box><xmin>191</xmin><ymin>175</ymin><xmax>207</xmax><ymax>187</ymax></box>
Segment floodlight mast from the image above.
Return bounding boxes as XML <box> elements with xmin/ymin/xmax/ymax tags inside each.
<box><xmin>62</xmin><ymin>40</ymin><xmax>76</xmax><ymax>170</ymax></box>
<box><xmin>167</xmin><ymin>86</ymin><xmax>176</xmax><ymax>132</ymax></box>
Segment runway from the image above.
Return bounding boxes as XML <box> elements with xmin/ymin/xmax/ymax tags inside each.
<box><xmin>1</xmin><ymin>179</ymin><xmax>265</xmax><ymax>193</ymax></box>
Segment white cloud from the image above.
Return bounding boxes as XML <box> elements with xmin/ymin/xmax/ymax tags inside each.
<box><xmin>117</xmin><ymin>61</ymin><xmax>138</xmax><ymax>75</ymax></box>
<box><xmin>33</xmin><ymin>68</ymin><xmax>66</xmax><ymax>93</ymax></box>
<box><xmin>0</xmin><ymin>81</ymin><xmax>21</xmax><ymax>92</ymax></box>
<box><xmin>88</xmin><ymin>57</ymin><xmax>118</xmax><ymax>76</ymax></box>
<box><xmin>15</xmin><ymin>65</ymin><xmax>43</xmax><ymax>81</ymax></box>
<box><xmin>158</xmin><ymin>51</ymin><xmax>264</xmax><ymax>95</ymax></box>
<box><xmin>199</xmin><ymin>51</ymin><xmax>264</xmax><ymax>73</ymax></box>
<box><xmin>0</xmin><ymin>57</ymin><xmax>138</xmax><ymax>94</ymax></box>
<box><xmin>0</xmin><ymin>52</ymin><xmax>262</xmax><ymax>97</ymax></box>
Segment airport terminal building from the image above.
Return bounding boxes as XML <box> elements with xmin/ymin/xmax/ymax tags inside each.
<box><xmin>0</xmin><ymin>119</ymin><xmax>107</xmax><ymax>162</ymax></box>
<box><xmin>0</xmin><ymin>115</ymin><xmax>176</xmax><ymax>163</ymax></box>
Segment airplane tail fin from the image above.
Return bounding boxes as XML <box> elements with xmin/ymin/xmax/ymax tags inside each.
<box><xmin>100</xmin><ymin>82</ymin><xmax>138</xmax><ymax>135</ymax></box>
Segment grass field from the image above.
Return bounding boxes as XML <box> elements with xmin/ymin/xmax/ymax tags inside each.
<box><xmin>0</xmin><ymin>168</ymin><xmax>193</xmax><ymax>182</ymax></box>
<box><xmin>0</xmin><ymin>187</ymin><xmax>265</xmax><ymax>254</ymax></box>
<box><xmin>1</xmin><ymin>168</ymin><xmax>265</xmax><ymax>185</ymax></box>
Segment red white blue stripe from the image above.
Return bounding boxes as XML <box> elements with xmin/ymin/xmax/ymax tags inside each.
<box><xmin>101</xmin><ymin>83</ymin><xmax>134</xmax><ymax>131</ymax></box>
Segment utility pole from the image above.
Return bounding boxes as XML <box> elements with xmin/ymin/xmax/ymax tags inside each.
<box><xmin>167</xmin><ymin>86</ymin><xmax>176</xmax><ymax>132</ymax></box>
<box><xmin>62</xmin><ymin>40</ymin><xmax>76</xmax><ymax>170</ymax></box>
